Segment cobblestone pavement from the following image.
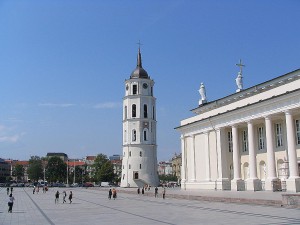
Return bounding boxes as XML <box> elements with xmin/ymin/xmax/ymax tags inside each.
<box><xmin>0</xmin><ymin>187</ymin><xmax>299</xmax><ymax>225</ymax></box>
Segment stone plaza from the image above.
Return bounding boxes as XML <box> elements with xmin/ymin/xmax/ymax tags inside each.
<box><xmin>1</xmin><ymin>187</ymin><xmax>299</xmax><ymax>225</ymax></box>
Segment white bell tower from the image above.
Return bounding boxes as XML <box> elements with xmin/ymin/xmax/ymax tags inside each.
<box><xmin>120</xmin><ymin>47</ymin><xmax>159</xmax><ymax>188</ymax></box>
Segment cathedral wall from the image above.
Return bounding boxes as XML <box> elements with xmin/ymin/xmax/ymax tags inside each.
<box><xmin>208</xmin><ymin>131</ymin><xmax>218</xmax><ymax>181</ymax></box>
<box><xmin>194</xmin><ymin>134</ymin><xmax>207</xmax><ymax>181</ymax></box>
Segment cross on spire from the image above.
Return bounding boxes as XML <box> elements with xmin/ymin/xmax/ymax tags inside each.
<box><xmin>136</xmin><ymin>40</ymin><xmax>143</xmax><ymax>49</ymax></box>
<box><xmin>236</xmin><ymin>59</ymin><xmax>245</xmax><ymax>74</ymax></box>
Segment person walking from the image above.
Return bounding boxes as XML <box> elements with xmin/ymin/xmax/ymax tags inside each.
<box><xmin>142</xmin><ymin>187</ymin><xmax>144</xmax><ymax>195</ymax></box>
<box><xmin>69</xmin><ymin>191</ymin><xmax>73</xmax><ymax>204</ymax></box>
<box><xmin>8</xmin><ymin>193</ymin><xmax>15</xmax><ymax>213</ymax></box>
<box><xmin>62</xmin><ymin>191</ymin><xmax>67</xmax><ymax>203</ymax></box>
<box><xmin>162</xmin><ymin>187</ymin><xmax>166</xmax><ymax>199</ymax></box>
<box><xmin>6</xmin><ymin>187</ymin><xmax>9</xmax><ymax>195</ymax></box>
<box><xmin>10</xmin><ymin>187</ymin><xmax>13</xmax><ymax>193</ymax></box>
<box><xmin>155</xmin><ymin>187</ymin><xmax>158</xmax><ymax>198</ymax></box>
<box><xmin>33</xmin><ymin>186</ymin><xmax>35</xmax><ymax>194</ymax></box>
<box><xmin>112</xmin><ymin>188</ymin><xmax>117</xmax><ymax>200</ymax></box>
<box><xmin>55</xmin><ymin>191</ymin><xmax>59</xmax><ymax>204</ymax></box>
<box><xmin>108</xmin><ymin>189</ymin><xmax>112</xmax><ymax>200</ymax></box>
<box><xmin>137</xmin><ymin>188</ymin><xmax>140</xmax><ymax>194</ymax></box>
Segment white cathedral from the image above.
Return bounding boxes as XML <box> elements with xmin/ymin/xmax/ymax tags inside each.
<box><xmin>176</xmin><ymin>64</ymin><xmax>300</xmax><ymax>192</ymax></box>
<box><xmin>120</xmin><ymin>47</ymin><xmax>159</xmax><ymax>188</ymax></box>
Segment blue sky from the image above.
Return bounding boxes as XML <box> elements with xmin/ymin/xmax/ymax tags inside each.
<box><xmin>0</xmin><ymin>1</ymin><xmax>299</xmax><ymax>161</ymax></box>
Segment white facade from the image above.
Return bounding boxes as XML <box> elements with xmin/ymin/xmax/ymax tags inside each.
<box><xmin>120</xmin><ymin>48</ymin><xmax>159</xmax><ymax>188</ymax></box>
<box><xmin>176</xmin><ymin>69</ymin><xmax>300</xmax><ymax>192</ymax></box>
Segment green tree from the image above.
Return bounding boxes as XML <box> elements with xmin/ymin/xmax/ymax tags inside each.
<box><xmin>70</xmin><ymin>166</ymin><xmax>85</xmax><ymax>184</ymax></box>
<box><xmin>93</xmin><ymin>154</ymin><xmax>115</xmax><ymax>183</ymax></box>
<box><xmin>46</xmin><ymin>157</ymin><xmax>67</xmax><ymax>183</ymax></box>
<box><xmin>12</xmin><ymin>164</ymin><xmax>24</xmax><ymax>182</ymax></box>
<box><xmin>27</xmin><ymin>156</ymin><xmax>43</xmax><ymax>182</ymax></box>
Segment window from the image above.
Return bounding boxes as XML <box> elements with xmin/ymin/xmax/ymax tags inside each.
<box><xmin>242</xmin><ymin>130</ymin><xmax>248</xmax><ymax>152</ymax></box>
<box><xmin>151</xmin><ymin>86</ymin><xmax>153</xmax><ymax>96</ymax></box>
<box><xmin>129</xmin><ymin>164</ymin><xmax>131</xmax><ymax>169</ymax></box>
<box><xmin>275</xmin><ymin>123</ymin><xmax>283</xmax><ymax>147</ymax></box>
<box><xmin>144</xmin><ymin>129</ymin><xmax>148</xmax><ymax>141</ymax></box>
<box><xmin>122</xmin><ymin>174</ymin><xmax>125</xmax><ymax>180</ymax></box>
<box><xmin>296</xmin><ymin>120</ymin><xmax>300</xmax><ymax>145</ymax></box>
<box><xmin>133</xmin><ymin>84</ymin><xmax>137</xmax><ymax>95</ymax></box>
<box><xmin>228</xmin><ymin>131</ymin><xmax>233</xmax><ymax>152</ymax></box>
<box><xmin>258</xmin><ymin>127</ymin><xmax>265</xmax><ymax>150</ymax></box>
<box><xmin>124</xmin><ymin>106</ymin><xmax>127</xmax><ymax>119</ymax></box>
<box><xmin>132</xmin><ymin>130</ymin><xmax>136</xmax><ymax>142</ymax></box>
<box><xmin>124</xmin><ymin>130</ymin><xmax>127</xmax><ymax>142</ymax></box>
<box><xmin>140</xmin><ymin>151</ymin><xmax>142</xmax><ymax>157</ymax></box>
<box><xmin>132</xmin><ymin>104</ymin><xmax>136</xmax><ymax>118</ymax></box>
<box><xmin>144</xmin><ymin>104</ymin><xmax>148</xmax><ymax>118</ymax></box>
<box><xmin>129</xmin><ymin>151</ymin><xmax>131</xmax><ymax>157</ymax></box>
<box><xmin>140</xmin><ymin>164</ymin><xmax>141</xmax><ymax>169</ymax></box>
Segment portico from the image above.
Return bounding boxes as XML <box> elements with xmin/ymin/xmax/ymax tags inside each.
<box><xmin>176</xmin><ymin>68</ymin><xmax>300</xmax><ymax>192</ymax></box>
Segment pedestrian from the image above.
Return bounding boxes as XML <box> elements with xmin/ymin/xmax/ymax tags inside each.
<box><xmin>162</xmin><ymin>187</ymin><xmax>166</xmax><ymax>199</ymax></box>
<box><xmin>6</xmin><ymin>187</ymin><xmax>9</xmax><ymax>195</ymax></box>
<box><xmin>63</xmin><ymin>191</ymin><xmax>67</xmax><ymax>203</ymax></box>
<box><xmin>108</xmin><ymin>189</ymin><xmax>112</xmax><ymax>200</ymax></box>
<box><xmin>137</xmin><ymin>188</ymin><xmax>140</xmax><ymax>194</ymax></box>
<box><xmin>10</xmin><ymin>187</ymin><xmax>13</xmax><ymax>193</ymax></box>
<box><xmin>55</xmin><ymin>191</ymin><xmax>59</xmax><ymax>204</ymax></box>
<box><xmin>112</xmin><ymin>188</ymin><xmax>117</xmax><ymax>200</ymax></box>
<box><xmin>69</xmin><ymin>191</ymin><xmax>73</xmax><ymax>204</ymax></box>
<box><xmin>142</xmin><ymin>187</ymin><xmax>144</xmax><ymax>195</ymax></box>
<box><xmin>155</xmin><ymin>187</ymin><xmax>158</xmax><ymax>198</ymax></box>
<box><xmin>33</xmin><ymin>186</ymin><xmax>35</xmax><ymax>194</ymax></box>
<box><xmin>36</xmin><ymin>186</ymin><xmax>39</xmax><ymax>194</ymax></box>
<box><xmin>8</xmin><ymin>193</ymin><xmax>15</xmax><ymax>213</ymax></box>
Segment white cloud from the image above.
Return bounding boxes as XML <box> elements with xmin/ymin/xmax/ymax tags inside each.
<box><xmin>0</xmin><ymin>132</ymin><xmax>25</xmax><ymax>143</ymax></box>
<box><xmin>93</xmin><ymin>102</ymin><xmax>122</xmax><ymax>109</ymax></box>
<box><xmin>39</xmin><ymin>103</ymin><xmax>76</xmax><ymax>108</ymax></box>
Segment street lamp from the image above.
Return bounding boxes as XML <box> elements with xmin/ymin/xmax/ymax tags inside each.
<box><xmin>67</xmin><ymin>160</ymin><xmax>69</xmax><ymax>186</ymax></box>
<box><xmin>73</xmin><ymin>159</ymin><xmax>76</xmax><ymax>184</ymax></box>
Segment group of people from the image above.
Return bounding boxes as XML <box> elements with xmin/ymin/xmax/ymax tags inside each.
<box><xmin>33</xmin><ymin>185</ymin><xmax>48</xmax><ymax>194</ymax></box>
<box><xmin>108</xmin><ymin>188</ymin><xmax>117</xmax><ymax>200</ymax></box>
<box><xmin>138</xmin><ymin>186</ymin><xmax>166</xmax><ymax>199</ymax></box>
<box><xmin>55</xmin><ymin>190</ymin><xmax>73</xmax><ymax>204</ymax></box>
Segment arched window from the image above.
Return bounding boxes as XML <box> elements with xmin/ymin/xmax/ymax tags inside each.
<box><xmin>133</xmin><ymin>84</ymin><xmax>137</xmax><ymax>95</ymax></box>
<box><xmin>132</xmin><ymin>104</ymin><xmax>136</xmax><ymax>118</ymax></box>
<box><xmin>129</xmin><ymin>164</ymin><xmax>131</xmax><ymax>169</ymax></box>
<box><xmin>140</xmin><ymin>151</ymin><xmax>142</xmax><ymax>157</ymax></box>
<box><xmin>143</xmin><ymin>129</ymin><xmax>148</xmax><ymax>141</ymax></box>
<box><xmin>140</xmin><ymin>164</ymin><xmax>142</xmax><ymax>169</ymax></box>
<box><xmin>129</xmin><ymin>151</ymin><xmax>132</xmax><ymax>157</ymax></box>
<box><xmin>132</xmin><ymin>130</ymin><xmax>136</xmax><ymax>142</ymax></box>
<box><xmin>124</xmin><ymin>130</ymin><xmax>127</xmax><ymax>142</ymax></box>
<box><xmin>144</xmin><ymin>104</ymin><xmax>148</xmax><ymax>118</ymax></box>
<box><xmin>124</xmin><ymin>106</ymin><xmax>127</xmax><ymax>119</ymax></box>
<box><xmin>122</xmin><ymin>174</ymin><xmax>125</xmax><ymax>180</ymax></box>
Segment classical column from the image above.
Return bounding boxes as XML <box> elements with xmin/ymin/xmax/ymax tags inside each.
<box><xmin>180</xmin><ymin>135</ymin><xmax>186</xmax><ymax>189</ymax></box>
<box><xmin>216</xmin><ymin>128</ymin><xmax>230</xmax><ymax>190</ymax></box>
<box><xmin>285</xmin><ymin>111</ymin><xmax>300</xmax><ymax>192</ymax></box>
<box><xmin>231</xmin><ymin>125</ymin><xmax>245</xmax><ymax>191</ymax></box>
<box><xmin>246</xmin><ymin>120</ymin><xmax>261</xmax><ymax>191</ymax></box>
<box><xmin>190</xmin><ymin>134</ymin><xmax>196</xmax><ymax>182</ymax></box>
<box><xmin>265</xmin><ymin>116</ymin><xmax>278</xmax><ymax>191</ymax></box>
<box><xmin>204</xmin><ymin>132</ymin><xmax>211</xmax><ymax>181</ymax></box>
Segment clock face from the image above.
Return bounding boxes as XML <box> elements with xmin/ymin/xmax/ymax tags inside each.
<box><xmin>143</xmin><ymin>83</ymin><xmax>148</xmax><ymax>89</ymax></box>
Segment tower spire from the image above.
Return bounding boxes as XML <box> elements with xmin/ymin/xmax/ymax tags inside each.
<box><xmin>137</xmin><ymin>40</ymin><xmax>143</xmax><ymax>68</ymax></box>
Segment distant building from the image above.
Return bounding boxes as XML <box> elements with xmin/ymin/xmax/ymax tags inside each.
<box><xmin>158</xmin><ymin>161</ymin><xmax>173</xmax><ymax>176</ymax></box>
<box><xmin>171</xmin><ymin>153</ymin><xmax>182</xmax><ymax>182</ymax></box>
<box><xmin>109</xmin><ymin>154</ymin><xmax>122</xmax><ymax>161</ymax></box>
<box><xmin>0</xmin><ymin>158</ymin><xmax>10</xmax><ymax>182</ymax></box>
<box><xmin>46</xmin><ymin>152</ymin><xmax>68</xmax><ymax>162</ymax></box>
<box><xmin>83</xmin><ymin>156</ymin><xmax>96</xmax><ymax>178</ymax></box>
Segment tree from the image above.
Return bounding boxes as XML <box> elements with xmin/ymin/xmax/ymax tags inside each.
<box><xmin>70</xmin><ymin>166</ymin><xmax>85</xmax><ymax>184</ymax></box>
<box><xmin>93</xmin><ymin>154</ymin><xmax>115</xmax><ymax>183</ymax></box>
<box><xmin>27</xmin><ymin>156</ymin><xmax>43</xmax><ymax>182</ymax></box>
<box><xmin>12</xmin><ymin>164</ymin><xmax>24</xmax><ymax>182</ymax></box>
<box><xmin>46</xmin><ymin>157</ymin><xmax>67</xmax><ymax>183</ymax></box>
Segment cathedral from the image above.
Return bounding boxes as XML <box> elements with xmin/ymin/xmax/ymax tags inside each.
<box><xmin>120</xmin><ymin>47</ymin><xmax>159</xmax><ymax>188</ymax></box>
<box><xmin>176</xmin><ymin>65</ymin><xmax>300</xmax><ymax>192</ymax></box>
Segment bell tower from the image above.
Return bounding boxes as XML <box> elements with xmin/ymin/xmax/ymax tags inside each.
<box><xmin>120</xmin><ymin>47</ymin><xmax>159</xmax><ymax>188</ymax></box>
